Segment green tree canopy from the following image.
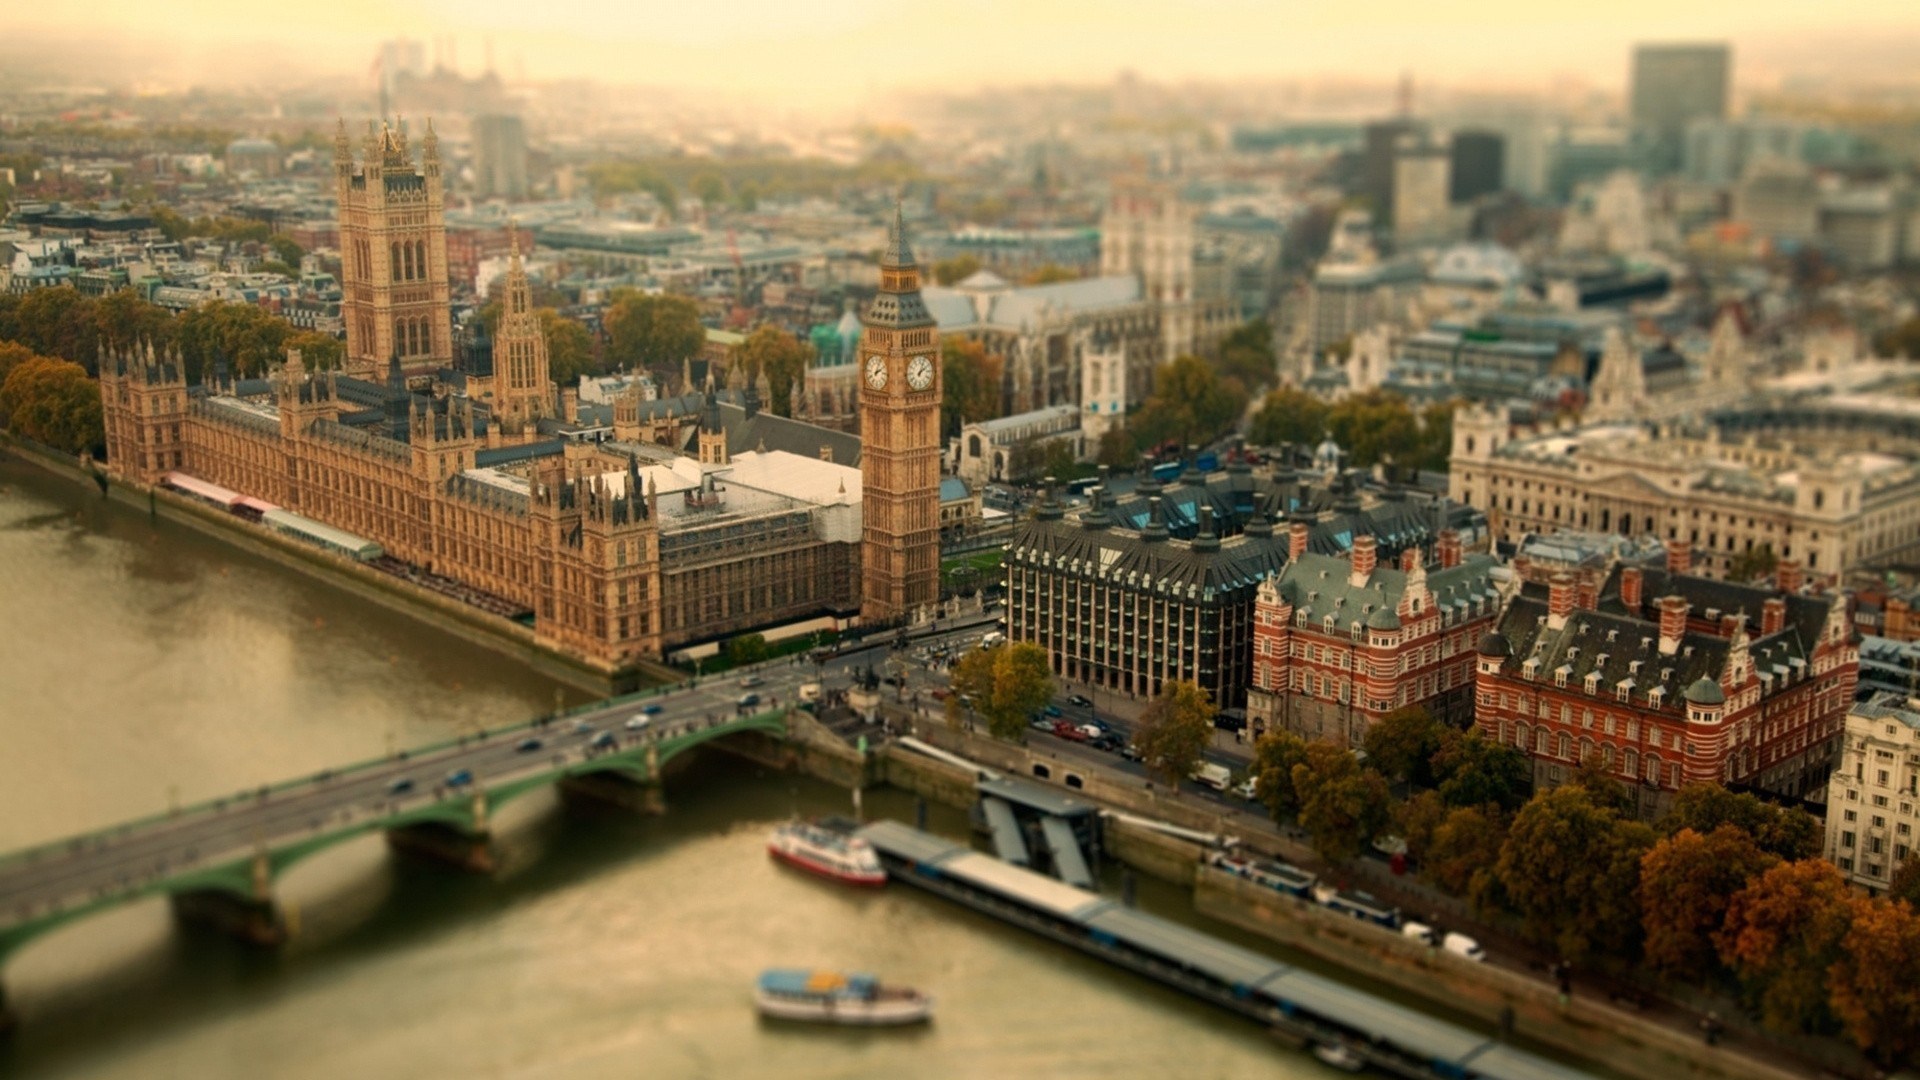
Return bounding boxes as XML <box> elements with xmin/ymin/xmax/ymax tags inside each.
<box><xmin>1637</xmin><ymin>826</ymin><xmax>1777</xmax><ymax>981</ymax></box>
<box><xmin>1716</xmin><ymin>859</ymin><xmax>1854</xmax><ymax>1036</ymax></box>
<box><xmin>1659</xmin><ymin>783</ymin><xmax>1822</xmax><ymax>861</ymax></box>
<box><xmin>1248</xmin><ymin>385</ymin><xmax>1329</xmax><ymax>449</ymax></box>
<box><xmin>1292</xmin><ymin>740</ymin><xmax>1393</xmax><ymax>863</ymax></box>
<box><xmin>1216</xmin><ymin>318</ymin><xmax>1276</xmax><ymax>395</ymax></box>
<box><xmin>605</xmin><ymin>290</ymin><xmax>704</xmax><ymax>377</ymax></box>
<box><xmin>1095</xmin><ymin>426</ymin><xmax>1137</xmax><ymax>471</ymax></box>
<box><xmin>268</xmin><ymin>234</ymin><xmax>305</xmax><ymax>267</ymax></box>
<box><xmin>537</xmin><ymin>309</ymin><xmax>599</xmax><ymax>389</ymax></box>
<box><xmin>1251</xmin><ymin>729</ymin><xmax>1310</xmax><ymax>820</ymax></box>
<box><xmin>1423</xmin><ymin>803</ymin><xmax>1507</xmax><ymax>904</ymax></box>
<box><xmin>735</xmin><ymin>324</ymin><xmax>813</xmax><ymax>418</ymax></box>
<box><xmin>724</xmin><ymin>632</ymin><xmax>770</xmax><ymax>666</ymax></box>
<box><xmin>1132</xmin><ymin>354</ymin><xmax>1247</xmax><ymax>453</ymax></box>
<box><xmin>949</xmin><ymin>642</ymin><xmax>1055</xmax><ymax>741</ymax></box>
<box><xmin>1134</xmin><ymin>680</ymin><xmax>1216</xmax><ymax>788</ymax></box>
<box><xmin>286</xmin><ymin>331</ymin><xmax>343</xmax><ymax>371</ymax></box>
<box><xmin>1727</xmin><ymin>543</ymin><xmax>1779</xmax><ymax>584</ymax></box>
<box><xmin>932</xmin><ymin>254</ymin><xmax>981</xmax><ymax>286</ymax></box>
<box><xmin>13</xmin><ymin>287</ymin><xmax>102</xmax><ymax>372</ymax></box>
<box><xmin>1431</xmin><ymin>729</ymin><xmax>1533</xmax><ymax>812</ymax></box>
<box><xmin>93</xmin><ymin>288</ymin><xmax>174</xmax><ymax>352</ymax></box>
<box><xmin>0</xmin><ymin>355</ymin><xmax>104</xmax><ymax>453</ymax></box>
<box><xmin>1362</xmin><ymin>705</ymin><xmax>1444</xmax><ymax>787</ymax></box>
<box><xmin>175</xmin><ymin>299</ymin><xmax>293</xmax><ymax>381</ymax></box>
<box><xmin>940</xmin><ymin>337</ymin><xmax>1004</xmax><ymax>439</ymax></box>
<box><xmin>1494</xmin><ymin>785</ymin><xmax>1656</xmax><ymax>964</ymax></box>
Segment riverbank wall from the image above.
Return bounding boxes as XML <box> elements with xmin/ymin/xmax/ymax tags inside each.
<box><xmin>0</xmin><ymin>437</ymin><xmax>671</xmax><ymax>697</ymax></box>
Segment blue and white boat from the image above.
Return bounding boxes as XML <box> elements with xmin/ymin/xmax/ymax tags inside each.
<box><xmin>754</xmin><ymin>969</ymin><xmax>933</xmax><ymax>1026</ymax></box>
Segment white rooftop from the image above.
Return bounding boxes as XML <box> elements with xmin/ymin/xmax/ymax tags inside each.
<box><xmin>719</xmin><ymin>450</ymin><xmax>861</xmax><ymax>506</ymax></box>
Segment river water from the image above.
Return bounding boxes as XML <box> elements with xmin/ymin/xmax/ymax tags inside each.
<box><xmin>0</xmin><ymin>454</ymin><xmax>1361</xmax><ymax>1079</ymax></box>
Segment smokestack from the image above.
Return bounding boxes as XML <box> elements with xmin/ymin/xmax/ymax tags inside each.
<box><xmin>1350</xmin><ymin>534</ymin><xmax>1377</xmax><ymax>586</ymax></box>
<box><xmin>1575</xmin><ymin>572</ymin><xmax>1600</xmax><ymax>612</ymax></box>
<box><xmin>1289</xmin><ymin>519</ymin><xmax>1309</xmax><ymax>560</ymax></box>
<box><xmin>562</xmin><ymin>388</ymin><xmax>578</xmax><ymax>423</ymax></box>
<box><xmin>1762</xmin><ymin>597</ymin><xmax>1786</xmax><ymax>636</ymax></box>
<box><xmin>1666</xmin><ymin>538</ymin><xmax>1692</xmax><ymax>576</ymax></box>
<box><xmin>1620</xmin><ymin>567</ymin><xmax>1643</xmax><ymax>613</ymax></box>
<box><xmin>1436</xmin><ymin>529</ymin><xmax>1461</xmax><ymax>569</ymax></box>
<box><xmin>1658</xmin><ymin>595</ymin><xmax>1689</xmax><ymax>655</ymax></box>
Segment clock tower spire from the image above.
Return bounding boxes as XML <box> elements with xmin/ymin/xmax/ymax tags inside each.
<box><xmin>859</xmin><ymin>204</ymin><xmax>942</xmax><ymax>624</ymax></box>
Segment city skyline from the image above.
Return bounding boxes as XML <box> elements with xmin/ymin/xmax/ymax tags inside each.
<box><xmin>5</xmin><ymin>1</ymin><xmax>1920</xmax><ymax>111</ymax></box>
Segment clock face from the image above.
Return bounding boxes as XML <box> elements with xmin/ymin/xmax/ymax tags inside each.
<box><xmin>907</xmin><ymin>355</ymin><xmax>934</xmax><ymax>391</ymax></box>
<box><xmin>865</xmin><ymin>355</ymin><xmax>888</xmax><ymax>390</ymax></box>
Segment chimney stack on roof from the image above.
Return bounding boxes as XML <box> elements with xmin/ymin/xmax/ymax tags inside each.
<box><xmin>1620</xmin><ymin>566</ymin><xmax>1644</xmax><ymax>614</ymax></box>
<box><xmin>1401</xmin><ymin>547</ymin><xmax>1420</xmax><ymax>573</ymax></box>
<box><xmin>1289</xmin><ymin>519</ymin><xmax>1310</xmax><ymax>560</ymax></box>
<box><xmin>1575</xmin><ymin>572</ymin><xmax>1600</xmax><ymax>612</ymax></box>
<box><xmin>1437</xmin><ymin>529</ymin><xmax>1462</xmax><ymax>569</ymax></box>
<box><xmin>1776</xmin><ymin>559</ymin><xmax>1804</xmax><ymax>595</ymax></box>
<box><xmin>1350</xmin><ymin>534</ymin><xmax>1377</xmax><ymax>586</ymax></box>
<box><xmin>1658</xmin><ymin>595</ymin><xmax>1690</xmax><ymax>655</ymax></box>
<box><xmin>1666</xmin><ymin>538</ymin><xmax>1692</xmax><ymax>576</ymax></box>
<box><xmin>1762</xmin><ymin>597</ymin><xmax>1787</xmax><ymax>636</ymax></box>
<box><xmin>1548</xmin><ymin>571</ymin><xmax>1575</xmax><ymax>629</ymax></box>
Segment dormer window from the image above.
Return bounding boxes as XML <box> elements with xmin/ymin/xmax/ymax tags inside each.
<box><xmin>1606</xmin><ymin>628</ymin><xmax>1618</xmax><ymax>643</ymax></box>
<box><xmin>1585</xmin><ymin>672</ymin><xmax>1602</xmax><ymax>694</ymax></box>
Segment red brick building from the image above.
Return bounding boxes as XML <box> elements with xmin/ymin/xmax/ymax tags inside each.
<box><xmin>1473</xmin><ymin>542</ymin><xmax>1856</xmax><ymax>819</ymax></box>
<box><xmin>1248</xmin><ymin>528</ymin><xmax>1504</xmax><ymax>745</ymax></box>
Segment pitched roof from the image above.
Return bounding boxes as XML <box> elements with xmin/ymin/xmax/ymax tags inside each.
<box><xmin>1272</xmin><ymin>551</ymin><xmax>1501</xmax><ymax>630</ymax></box>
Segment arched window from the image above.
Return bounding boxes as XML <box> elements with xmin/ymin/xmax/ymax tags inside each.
<box><xmin>968</xmin><ymin>434</ymin><xmax>982</xmax><ymax>458</ymax></box>
<box><xmin>391</xmin><ymin>242</ymin><xmax>403</xmax><ymax>281</ymax></box>
<box><xmin>416</xmin><ymin>240</ymin><xmax>428</xmax><ymax>281</ymax></box>
<box><xmin>1515</xmin><ymin>722</ymin><xmax>1529</xmax><ymax>749</ymax></box>
<box><xmin>1535</xmin><ymin>728</ymin><xmax>1549</xmax><ymax>754</ymax></box>
<box><xmin>1646</xmin><ymin>755</ymin><xmax>1662</xmax><ymax>785</ymax></box>
<box><xmin>1558</xmin><ymin>733</ymin><xmax>1572</xmax><ymax>759</ymax></box>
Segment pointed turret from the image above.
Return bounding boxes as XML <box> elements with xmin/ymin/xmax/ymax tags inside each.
<box><xmin>881</xmin><ymin>201</ymin><xmax>915</xmax><ymax>269</ymax></box>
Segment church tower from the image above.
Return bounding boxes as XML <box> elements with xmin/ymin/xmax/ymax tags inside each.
<box><xmin>491</xmin><ymin>223</ymin><xmax>555</xmax><ymax>435</ymax></box>
<box><xmin>858</xmin><ymin>206</ymin><xmax>942</xmax><ymax>623</ymax></box>
<box><xmin>334</xmin><ymin>118</ymin><xmax>453</xmax><ymax>383</ymax></box>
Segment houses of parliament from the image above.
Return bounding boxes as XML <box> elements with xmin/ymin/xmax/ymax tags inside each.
<box><xmin>97</xmin><ymin>120</ymin><xmax>942</xmax><ymax>673</ymax></box>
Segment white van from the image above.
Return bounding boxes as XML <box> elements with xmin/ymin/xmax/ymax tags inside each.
<box><xmin>1400</xmin><ymin>921</ymin><xmax>1439</xmax><ymax>947</ymax></box>
<box><xmin>798</xmin><ymin>682</ymin><xmax>822</xmax><ymax>703</ymax></box>
<box><xmin>980</xmin><ymin>631</ymin><xmax>1006</xmax><ymax>648</ymax></box>
<box><xmin>1442</xmin><ymin>932</ymin><xmax>1485</xmax><ymax>962</ymax></box>
<box><xmin>1192</xmin><ymin>762</ymin><xmax>1233</xmax><ymax>791</ymax></box>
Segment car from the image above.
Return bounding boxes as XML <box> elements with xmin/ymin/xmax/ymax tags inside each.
<box><xmin>1442</xmin><ymin>932</ymin><xmax>1486</xmax><ymax>962</ymax></box>
<box><xmin>1120</xmin><ymin>742</ymin><xmax>1145</xmax><ymax>762</ymax></box>
<box><xmin>1076</xmin><ymin>723</ymin><xmax>1103</xmax><ymax>740</ymax></box>
<box><xmin>1233</xmin><ymin>777</ymin><xmax>1260</xmax><ymax>801</ymax></box>
<box><xmin>1191</xmin><ymin>761</ymin><xmax>1233</xmax><ymax>791</ymax></box>
<box><xmin>386</xmin><ymin>777</ymin><xmax>415</xmax><ymax>796</ymax></box>
<box><xmin>445</xmin><ymin>768</ymin><xmax>473</xmax><ymax>787</ymax></box>
<box><xmin>1089</xmin><ymin>733</ymin><xmax>1123</xmax><ymax>752</ymax></box>
<box><xmin>1041</xmin><ymin>704</ymin><xmax>1063</xmax><ymax>718</ymax></box>
<box><xmin>1068</xmin><ymin>694</ymin><xmax>1093</xmax><ymax>708</ymax></box>
<box><xmin>624</xmin><ymin>716</ymin><xmax>652</xmax><ymax>732</ymax></box>
<box><xmin>1029</xmin><ymin>715</ymin><xmax>1053</xmax><ymax>732</ymax></box>
<box><xmin>737</xmin><ymin>693</ymin><xmax>761</xmax><ymax>710</ymax></box>
<box><xmin>1401</xmin><ymin>921</ymin><xmax>1439</xmax><ymax>947</ymax></box>
<box><xmin>590</xmin><ymin>731</ymin><xmax>617</xmax><ymax>750</ymax></box>
<box><xmin>930</xmin><ymin>687</ymin><xmax>951</xmax><ymax>701</ymax></box>
<box><xmin>641</xmin><ymin>703</ymin><xmax>665</xmax><ymax>716</ymax></box>
<box><xmin>516</xmin><ymin>737</ymin><xmax>543</xmax><ymax>753</ymax></box>
<box><xmin>1052</xmin><ymin>719</ymin><xmax>1088</xmax><ymax>742</ymax></box>
<box><xmin>571</xmin><ymin>719</ymin><xmax>592</xmax><ymax>734</ymax></box>
<box><xmin>738</xmin><ymin>675</ymin><xmax>765</xmax><ymax>689</ymax></box>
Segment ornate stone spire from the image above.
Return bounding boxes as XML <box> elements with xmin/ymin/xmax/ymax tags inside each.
<box><xmin>880</xmin><ymin>201</ymin><xmax>915</xmax><ymax>269</ymax></box>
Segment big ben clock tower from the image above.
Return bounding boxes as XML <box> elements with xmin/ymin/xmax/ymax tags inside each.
<box><xmin>859</xmin><ymin>206</ymin><xmax>942</xmax><ymax>623</ymax></box>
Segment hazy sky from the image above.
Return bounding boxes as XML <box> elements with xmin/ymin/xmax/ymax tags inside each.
<box><xmin>12</xmin><ymin>0</ymin><xmax>1920</xmax><ymax>105</ymax></box>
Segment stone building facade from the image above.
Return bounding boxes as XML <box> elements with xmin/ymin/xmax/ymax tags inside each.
<box><xmin>1823</xmin><ymin>693</ymin><xmax>1920</xmax><ymax>895</ymax></box>
<box><xmin>1472</xmin><ymin>541</ymin><xmax>1857</xmax><ymax>820</ymax></box>
<box><xmin>1247</xmin><ymin>531</ymin><xmax>1503</xmax><ymax>745</ymax></box>
<box><xmin>335</xmin><ymin>121</ymin><xmax>453</xmax><ymax>382</ymax></box>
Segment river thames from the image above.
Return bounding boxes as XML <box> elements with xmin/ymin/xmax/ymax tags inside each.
<box><xmin>0</xmin><ymin>455</ymin><xmax>1366</xmax><ymax>1079</ymax></box>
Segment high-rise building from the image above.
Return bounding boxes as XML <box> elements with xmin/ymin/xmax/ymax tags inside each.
<box><xmin>859</xmin><ymin>208</ymin><xmax>942</xmax><ymax>624</ymax></box>
<box><xmin>1629</xmin><ymin>43</ymin><xmax>1731</xmax><ymax>176</ymax></box>
<box><xmin>1392</xmin><ymin>137</ymin><xmax>1451</xmax><ymax>240</ymax></box>
<box><xmin>334</xmin><ymin>120</ymin><xmax>453</xmax><ymax>382</ymax></box>
<box><xmin>1449</xmin><ymin>131</ymin><xmax>1505</xmax><ymax>203</ymax></box>
<box><xmin>474</xmin><ymin>114</ymin><xmax>529</xmax><ymax>200</ymax></box>
<box><xmin>1361</xmin><ymin>119</ymin><xmax>1420</xmax><ymax>215</ymax></box>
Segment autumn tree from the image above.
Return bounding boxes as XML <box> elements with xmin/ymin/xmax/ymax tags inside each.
<box><xmin>174</xmin><ymin>300</ymin><xmax>293</xmax><ymax>381</ymax></box>
<box><xmin>948</xmin><ymin>642</ymin><xmax>1055</xmax><ymax>741</ymax></box>
<box><xmin>0</xmin><ymin>341</ymin><xmax>40</xmax><ymax>388</ymax></box>
<box><xmin>537</xmin><ymin>309</ymin><xmax>599</xmax><ymax>388</ymax></box>
<box><xmin>1828</xmin><ymin>897</ymin><xmax>1920</xmax><ymax>1066</ymax></box>
<box><xmin>1132</xmin><ymin>354</ymin><xmax>1247</xmax><ymax>453</ymax></box>
<box><xmin>13</xmin><ymin>286</ymin><xmax>101</xmax><ymax>371</ymax></box>
<box><xmin>1430</xmin><ymin>730</ymin><xmax>1533</xmax><ymax>812</ymax></box>
<box><xmin>1563</xmin><ymin>755</ymin><xmax>1635</xmax><ymax>816</ymax></box>
<box><xmin>1134</xmin><ymin>680</ymin><xmax>1216</xmax><ymax>788</ymax></box>
<box><xmin>0</xmin><ymin>356</ymin><xmax>105</xmax><ymax>453</ymax></box>
<box><xmin>1890</xmin><ymin>857</ymin><xmax>1920</xmax><ymax>908</ymax></box>
<box><xmin>1095</xmin><ymin>427</ymin><xmax>1137</xmax><ymax>471</ymax></box>
<box><xmin>932</xmin><ymin>254</ymin><xmax>981</xmax><ymax>286</ymax></box>
<box><xmin>1023</xmin><ymin>263</ymin><xmax>1079</xmax><ymax>285</ymax></box>
<box><xmin>940</xmin><ymin>337</ymin><xmax>1003</xmax><ymax>438</ymax></box>
<box><xmin>1726</xmin><ymin>543</ymin><xmax>1779</xmax><ymax>584</ymax></box>
<box><xmin>605</xmin><ymin>290</ymin><xmax>704</xmax><ymax>378</ymax></box>
<box><xmin>1247</xmin><ymin>385</ymin><xmax>1329</xmax><ymax>449</ymax></box>
<box><xmin>1715</xmin><ymin>859</ymin><xmax>1854</xmax><ymax>1035</ymax></box>
<box><xmin>93</xmin><ymin>288</ymin><xmax>173</xmax><ymax>352</ymax></box>
<box><xmin>735</xmin><ymin>324</ymin><xmax>813</xmax><ymax>418</ymax></box>
<box><xmin>1251</xmin><ymin>729</ymin><xmax>1310</xmax><ymax>820</ymax></box>
<box><xmin>1424</xmin><ymin>803</ymin><xmax>1508</xmax><ymax>903</ymax></box>
<box><xmin>1637</xmin><ymin>826</ymin><xmax>1777</xmax><ymax>981</ymax></box>
<box><xmin>286</xmin><ymin>331</ymin><xmax>343</xmax><ymax>371</ymax></box>
<box><xmin>1660</xmin><ymin>783</ymin><xmax>1821</xmax><ymax>861</ymax></box>
<box><xmin>1293</xmin><ymin>740</ymin><xmax>1393</xmax><ymax>863</ymax></box>
<box><xmin>1362</xmin><ymin>705</ymin><xmax>1444</xmax><ymax>788</ymax></box>
<box><xmin>1216</xmin><ymin>318</ymin><xmax>1277</xmax><ymax>394</ymax></box>
<box><xmin>1494</xmin><ymin>785</ymin><xmax>1656</xmax><ymax>964</ymax></box>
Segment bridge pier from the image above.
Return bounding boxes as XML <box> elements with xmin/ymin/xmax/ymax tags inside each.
<box><xmin>170</xmin><ymin>889</ymin><xmax>287</xmax><ymax>948</ymax></box>
<box><xmin>557</xmin><ymin>772</ymin><xmax>666</xmax><ymax>815</ymax></box>
<box><xmin>385</xmin><ymin>824</ymin><xmax>495</xmax><ymax>874</ymax></box>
